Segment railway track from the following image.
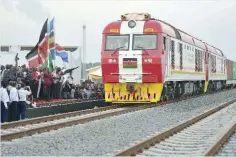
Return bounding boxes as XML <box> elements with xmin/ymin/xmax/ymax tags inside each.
<box><xmin>115</xmin><ymin>99</ymin><xmax>236</xmax><ymax>156</ymax></box>
<box><xmin>1</xmin><ymin>88</ymin><xmax>234</xmax><ymax>142</ymax></box>
<box><xmin>215</xmin><ymin>131</ymin><xmax>236</xmax><ymax>156</ymax></box>
<box><xmin>0</xmin><ymin>103</ymin><xmax>164</xmax><ymax>141</ymax></box>
<box><xmin>33</xmin><ymin>99</ymin><xmax>92</xmax><ymax>107</ymax></box>
<box><xmin>0</xmin><ymin>105</ymin><xmax>128</xmax><ymax>141</ymax></box>
<box><xmin>1</xmin><ymin>105</ymin><xmax>120</xmax><ymax>130</ymax></box>
<box><xmin>205</xmin><ymin>123</ymin><xmax>236</xmax><ymax>156</ymax></box>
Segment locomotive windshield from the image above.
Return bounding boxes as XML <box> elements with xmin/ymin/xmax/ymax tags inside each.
<box><xmin>133</xmin><ymin>34</ymin><xmax>157</xmax><ymax>50</ymax></box>
<box><xmin>105</xmin><ymin>35</ymin><xmax>129</xmax><ymax>51</ymax></box>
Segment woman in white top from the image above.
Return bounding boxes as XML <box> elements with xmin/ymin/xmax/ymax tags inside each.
<box><xmin>17</xmin><ymin>83</ymin><xmax>31</xmax><ymax>120</ymax></box>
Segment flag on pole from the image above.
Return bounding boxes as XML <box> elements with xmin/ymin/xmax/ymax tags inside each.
<box><xmin>38</xmin><ymin>18</ymin><xmax>49</xmax><ymax>65</ymax></box>
<box><xmin>25</xmin><ymin>44</ymin><xmax>39</xmax><ymax>68</ymax></box>
<box><xmin>39</xmin><ymin>18</ymin><xmax>48</xmax><ymax>43</ymax></box>
<box><xmin>38</xmin><ymin>36</ymin><xmax>49</xmax><ymax>65</ymax></box>
<box><xmin>49</xmin><ymin>18</ymin><xmax>56</xmax><ymax>60</ymax></box>
<box><xmin>47</xmin><ymin>17</ymin><xmax>55</xmax><ymax>71</ymax></box>
<box><xmin>25</xmin><ymin>18</ymin><xmax>48</xmax><ymax>67</ymax></box>
<box><xmin>56</xmin><ymin>44</ymin><xmax>68</xmax><ymax>62</ymax></box>
<box><xmin>26</xmin><ymin>17</ymin><xmax>70</xmax><ymax>70</ymax></box>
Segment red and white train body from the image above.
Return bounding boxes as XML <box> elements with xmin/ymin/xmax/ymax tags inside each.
<box><xmin>101</xmin><ymin>13</ymin><xmax>230</xmax><ymax>103</ymax></box>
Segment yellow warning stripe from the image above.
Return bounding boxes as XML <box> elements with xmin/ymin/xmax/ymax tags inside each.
<box><xmin>211</xmin><ymin>73</ymin><xmax>226</xmax><ymax>76</ymax></box>
<box><xmin>171</xmin><ymin>70</ymin><xmax>205</xmax><ymax>75</ymax></box>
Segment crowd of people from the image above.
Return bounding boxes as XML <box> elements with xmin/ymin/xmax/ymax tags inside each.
<box><xmin>0</xmin><ymin>63</ymin><xmax>104</xmax><ymax>123</ymax></box>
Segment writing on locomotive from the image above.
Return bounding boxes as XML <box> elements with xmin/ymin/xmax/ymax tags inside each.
<box><xmin>101</xmin><ymin>13</ymin><xmax>236</xmax><ymax>104</ymax></box>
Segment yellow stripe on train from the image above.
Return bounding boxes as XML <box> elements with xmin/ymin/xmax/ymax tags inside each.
<box><xmin>104</xmin><ymin>83</ymin><xmax>164</xmax><ymax>103</ymax></box>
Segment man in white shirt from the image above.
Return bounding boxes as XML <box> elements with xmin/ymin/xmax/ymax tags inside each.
<box><xmin>8</xmin><ymin>81</ymin><xmax>19</xmax><ymax>122</ymax></box>
<box><xmin>0</xmin><ymin>65</ymin><xmax>6</xmax><ymax>87</ymax></box>
<box><xmin>17</xmin><ymin>83</ymin><xmax>31</xmax><ymax>120</ymax></box>
<box><xmin>1</xmin><ymin>82</ymin><xmax>9</xmax><ymax>123</ymax></box>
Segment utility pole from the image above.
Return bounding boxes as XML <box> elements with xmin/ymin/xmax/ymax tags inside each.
<box><xmin>82</xmin><ymin>25</ymin><xmax>86</xmax><ymax>79</ymax></box>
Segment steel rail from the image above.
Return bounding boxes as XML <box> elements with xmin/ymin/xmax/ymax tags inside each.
<box><xmin>115</xmin><ymin>99</ymin><xmax>236</xmax><ymax>156</ymax></box>
<box><xmin>204</xmin><ymin>123</ymin><xmax>236</xmax><ymax>156</ymax></box>
<box><xmin>1</xmin><ymin>105</ymin><xmax>119</xmax><ymax>129</ymax></box>
<box><xmin>1</xmin><ymin>104</ymin><xmax>155</xmax><ymax>141</ymax></box>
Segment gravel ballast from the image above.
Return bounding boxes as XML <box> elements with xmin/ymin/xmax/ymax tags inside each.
<box><xmin>1</xmin><ymin>89</ymin><xmax>236</xmax><ymax>156</ymax></box>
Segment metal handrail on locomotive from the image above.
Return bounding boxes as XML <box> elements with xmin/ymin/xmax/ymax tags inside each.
<box><xmin>101</xmin><ymin>12</ymin><xmax>236</xmax><ymax>104</ymax></box>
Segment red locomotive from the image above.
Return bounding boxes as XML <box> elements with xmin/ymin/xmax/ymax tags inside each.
<box><xmin>101</xmin><ymin>13</ymin><xmax>236</xmax><ymax>103</ymax></box>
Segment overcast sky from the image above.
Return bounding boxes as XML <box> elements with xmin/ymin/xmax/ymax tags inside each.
<box><xmin>1</xmin><ymin>0</ymin><xmax>236</xmax><ymax>62</ymax></box>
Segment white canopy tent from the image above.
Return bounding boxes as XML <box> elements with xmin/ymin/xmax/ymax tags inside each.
<box><xmin>89</xmin><ymin>67</ymin><xmax>102</xmax><ymax>78</ymax></box>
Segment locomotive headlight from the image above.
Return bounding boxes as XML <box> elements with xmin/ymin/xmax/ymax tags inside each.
<box><xmin>108</xmin><ymin>59</ymin><xmax>113</xmax><ymax>63</ymax></box>
<box><xmin>128</xmin><ymin>20</ymin><xmax>136</xmax><ymax>28</ymax></box>
<box><xmin>113</xmin><ymin>59</ymin><xmax>116</xmax><ymax>63</ymax></box>
<box><xmin>148</xmin><ymin>58</ymin><xmax>152</xmax><ymax>63</ymax></box>
<box><xmin>144</xmin><ymin>59</ymin><xmax>148</xmax><ymax>63</ymax></box>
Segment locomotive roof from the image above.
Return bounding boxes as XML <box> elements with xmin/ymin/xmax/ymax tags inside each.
<box><xmin>103</xmin><ymin>13</ymin><xmax>225</xmax><ymax>57</ymax></box>
<box><xmin>156</xmin><ymin>19</ymin><xmax>225</xmax><ymax>57</ymax></box>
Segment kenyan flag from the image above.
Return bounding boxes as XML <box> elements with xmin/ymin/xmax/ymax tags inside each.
<box><xmin>123</xmin><ymin>58</ymin><xmax>137</xmax><ymax>68</ymax></box>
<box><xmin>25</xmin><ymin>44</ymin><xmax>40</xmax><ymax>68</ymax></box>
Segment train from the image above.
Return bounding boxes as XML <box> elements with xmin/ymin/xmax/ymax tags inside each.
<box><xmin>101</xmin><ymin>13</ymin><xmax>236</xmax><ymax>104</ymax></box>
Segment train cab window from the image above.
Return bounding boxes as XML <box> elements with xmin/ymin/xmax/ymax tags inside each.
<box><xmin>133</xmin><ymin>34</ymin><xmax>157</xmax><ymax>50</ymax></box>
<box><xmin>105</xmin><ymin>35</ymin><xmax>130</xmax><ymax>51</ymax></box>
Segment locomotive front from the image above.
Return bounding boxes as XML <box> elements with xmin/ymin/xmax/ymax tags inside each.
<box><xmin>101</xmin><ymin>13</ymin><xmax>165</xmax><ymax>103</ymax></box>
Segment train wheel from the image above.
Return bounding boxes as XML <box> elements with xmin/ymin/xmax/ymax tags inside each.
<box><xmin>164</xmin><ymin>95</ymin><xmax>169</xmax><ymax>101</ymax></box>
<box><xmin>160</xmin><ymin>96</ymin><xmax>164</xmax><ymax>102</ymax></box>
<box><xmin>171</xmin><ymin>93</ymin><xmax>175</xmax><ymax>100</ymax></box>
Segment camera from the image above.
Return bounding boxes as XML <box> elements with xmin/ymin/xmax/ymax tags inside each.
<box><xmin>25</xmin><ymin>86</ymin><xmax>30</xmax><ymax>91</ymax></box>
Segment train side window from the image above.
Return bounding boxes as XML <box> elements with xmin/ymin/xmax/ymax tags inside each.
<box><xmin>221</xmin><ymin>58</ymin><xmax>223</xmax><ymax>73</ymax></box>
<box><xmin>224</xmin><ymin>60</ymin><xmax>226</xmax><ymax>74</ymax></box>
<box><xmin>200</xmin><ymin>51</ymin><xmax>203</xmax><ymax>72</ymax></box>
<box><xmin>171</xmin><ymin>40</ymin><xmax>175</xmax><ymax>69</ymax></box>
<box><xmin>198</xmin><ymin>50</ymin><xmax>201</xmax><ymax>72</ymax></box>
<box><xmin>178</xmin><ymin>43</ymin><xmax>182</xmax><ymax>53</ymax></box>
<box><xmin>215</xmin><ymin>56</ymin><xmax>217</xmax><ymax>73</ymax></box>
<box><xmin>163</xmin><ymin>36</ymin><xmax>167</xmax><ymax>51</ymax></box>
<box><xmin>171</xmin><ymin>40</ymin><xmax>175</xmax><ymax>52</ymax></box>
<box><xmin>195</xmin><ymin>49</ymin><xmax>197</xmax><ymax>72</ymax></box>
<box><xmin>179</xmin><ymin>43</ymin><xmax>183</xmax><ymax>70</ymax></box>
